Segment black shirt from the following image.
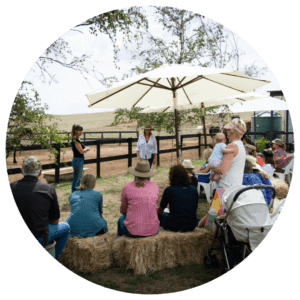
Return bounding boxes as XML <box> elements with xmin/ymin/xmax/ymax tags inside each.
<box><xmin>71</xmin><ymin>137</ymin><xmax>85</xmax><ymax>158</ymax></box>
<box><xmin>10</xmin><ymin>176</ymin><xmax>60</xmax><ymax>234</ymax></box>
<box><xmin>190</xmin><ymin>175</ymin><xmax>198</xmax><ymax>189</ymax></box>
<box><xmin>160</xmin><ymin>185</ymin><xmax>198</xmax><ymax>232</ymax></box>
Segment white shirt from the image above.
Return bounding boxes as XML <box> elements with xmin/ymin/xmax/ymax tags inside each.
<box><xmin>218</xmin><ymin>140</ymin><xmax>246</xmax><ymax>189</ymax></box>
<box><xmin>262</xmin><ymin>163</ymin><xmax>275</xmax><ymax>179</ymax></box>
<box><xmin>136</xmin><ymin>135</ymin><xmax>157</xmax><ymax>159</ymax></box>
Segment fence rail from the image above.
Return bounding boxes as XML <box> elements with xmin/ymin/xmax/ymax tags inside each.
<box><xmin>7</xmin><ymin>129</ymin><xmax>294</xmax><ymax>183</ymax></box>
<box><xmin>7</xmin><ymin>134</ymin><xmax>210</xmax><ymax>183</ymax></box>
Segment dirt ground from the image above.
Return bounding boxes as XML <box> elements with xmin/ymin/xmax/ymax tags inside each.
<box><xmin>7</xmin><ymin>138</ymin><xmax>211</xmax><ymax>184</ymax></box>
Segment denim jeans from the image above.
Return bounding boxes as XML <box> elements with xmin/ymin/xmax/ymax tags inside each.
<box><xmin>117</xmin><ymin>215</ymin><xmax>158</xmax><ymax>238</ymax></box>
<box><xmin>36</xmin><ymin>222</ymin><xmax>70</xmax><ymax>260</ymax></box>
<box><xmin>72</xmin><ymin>157</ymin><xmax>84</xmax><ymax>193</ymax></box>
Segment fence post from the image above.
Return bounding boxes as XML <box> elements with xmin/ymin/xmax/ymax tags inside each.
<box><xmin>156</xmin><ymin>136</ymin><xmax>160</xmax><ymax>166</ymax></box>
<box><xmin>198</xmin><ymin>133</ymin><xmax>201</xmax><ymax>158</ymax></box>
<box><xmin>137</xmin><ymin>131</ymin><xmax>139</xmax><ymax>139</ymax></box>
<box><xmin>84</xmin><ymin>132</ymin><xmax>86</xmax><ymax>143</ymax></box>
<box><xmin>119</xmin><ymin>133</ymin><xmax>122</xmax><ymax>146</ymax></box>
<box><xmin>55</xmin><ymin>144</ymin><xmax>60</xmax><ymax>184</ymax></box>
<box><xmin>13</xmin><ymin>146</ymin><xmax>17</xmax><ymax>163</ymax></box>
<box><xmin>97</xmin><ymin>139</ymin><xmax>101</xmax><ymax>178</ymax></box>
<box><xmin>128</xmin><ymin>138</ymin><xmax>132</xmax><ymax>168</ymax></box>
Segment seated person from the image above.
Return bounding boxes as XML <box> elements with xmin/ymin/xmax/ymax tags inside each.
<box><xmin>245</xmin><ymin>143</ymin><xmax>263</xmax><ymax>166</ymax></box>
<box><xmin>66</xmin><ymin>174</ymin><xmax>108</xmax><ymax>237</ymax></box>
<box><xmin>157</xmin><ymin>165</ymin><xmax>200</xmax><ymax>232</ymax></box>
<box><xmin>199</xmin><ymin>133</ymin><xmax>235</xmax><ymax>181</ymax></box>
<box><xmin>259</xmin><ymin>149</ymin><xmax>276</xmax><ymax>178</ymax></box>
<box><xmin>117</xmin><ymin>160</ymin><xmax>159</xmax><ymax>238</ymax></box>
<box><xmin>10</xmin><ymin>156</ymin><xmax>70</xmax><ymax>260</ymax></box>
<box><xmin>243</xmin><ymin>156</ymin><xmax>271</xmax><ymax>205</ymax></box>
<box><xmin>198</xmin><ymin>147</ymin><xmax>213</xmax><ymax>171</ymax></box>
<box><xmin>182</xmin><ymin>159</ymin><xmax>198</xmax><ymax>188</ymax></box>
<box><xmin>271</xmin><ymin>138</ymin><xmax>288</xmax><ymax>168</ymax></box>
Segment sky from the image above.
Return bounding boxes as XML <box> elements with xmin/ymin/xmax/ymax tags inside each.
<box><xmin>15</xmin><ymin>5</ymin><xmax>282</xmax><ymax>115</ymax></box>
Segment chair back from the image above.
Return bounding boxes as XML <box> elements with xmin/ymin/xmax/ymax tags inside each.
<box><xmin>284</xmin><ymin>156</ymin><xmax>294</xmax><ymax>175</ymax></box>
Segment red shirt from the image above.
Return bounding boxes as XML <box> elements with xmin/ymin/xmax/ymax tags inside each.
<box><xmin>120</xmin><ymin>179</ymin><xmax>160</xmax><ymax>236</ymax></box>
<box><xmin>257</xmin><ymin>156</ymin><xmax>264</xmax><ymax>167</ymax></box>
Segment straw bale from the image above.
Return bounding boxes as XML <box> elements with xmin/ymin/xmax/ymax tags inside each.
<box><xmin>271</xmin><ymin>177</ymin><xmax>289</xmax><ymax>199</ymax></box>
<box><xmin>59</xmin><ymin>232</ymin><xmax>117</xmax><ymax>273</ymax></box>
<box><xmin>112</xmin><ymin>227</ymin><xmax>213</xmax><ymax>275</ymax></box>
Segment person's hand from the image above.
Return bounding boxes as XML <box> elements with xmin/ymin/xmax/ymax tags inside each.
<box><xmin>153</xmin><ymin>157</ymin><xmax>157</xmax><ymax>165</ymax></box>
<box><xmin>86</xmin><ymin>147</ymin><xmax>90</xmax><ymax>152</ymax></box>
<box><xmin>137</xmin><ymin>155</ymin><xmax>140</xmax><ymax>160</ymax></box>
<box><xmin>199</xmin><ymin>166</ymin><xmax>204</xmax><ymax>170</ymax></box>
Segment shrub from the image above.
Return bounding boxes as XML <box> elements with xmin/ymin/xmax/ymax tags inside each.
<box><xmin>256</xmin><ymin>137</ymin><xmax>269</xmax><ymax>152</ymax></box>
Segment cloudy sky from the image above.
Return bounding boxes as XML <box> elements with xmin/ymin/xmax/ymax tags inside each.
<box><xmin>7</xmin><ymin>5</ymin><xmax>282</xmax><ymax>115</ymax></box>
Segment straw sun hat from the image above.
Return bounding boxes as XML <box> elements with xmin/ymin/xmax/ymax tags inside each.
<box><xmin>246</xmin><ymin>155</ymin><xmax>263</xmax><ymax>171</ymax></box>
<box><xmin>128</xmin><ymin>160</ymin><xmax>156</xmax><ymax>178</ymax></box>
<box><xmin>182</xmin><ymin>159</ymin><xmax>195</xmax><ymax>170</ymax></box>
<box><xmin>144</xmin><ymin>124</ymin><xmax>154</xmax><ymax>130</ymax></box>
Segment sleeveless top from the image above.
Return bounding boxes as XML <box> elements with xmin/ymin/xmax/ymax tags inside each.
<box><xmin>218</xmin><ymin>140</ymin><xmax>246</xmax><ymax>189</ymax></box>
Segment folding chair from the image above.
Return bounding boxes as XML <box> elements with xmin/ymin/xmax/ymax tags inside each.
<box><xmin>196</xmin><ymin>172</ymin><xmax>213</xmax><ymax>202</ymax></box>
<box><xmin>274</xmin><ymin>156</ymin><xmax>294</xmax><ymax>184</ymax></box>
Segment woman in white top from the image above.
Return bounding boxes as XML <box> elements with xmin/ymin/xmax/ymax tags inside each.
<box><xmin>136</xmin><ymin>124</ymin><xmax>157</xmax><ymax>168</ymax></box>
<box><xmin>212</xmin><ymin>118</ymin><xmax>247</xmax><ymax>190</ymax></box>
<box><xmin>260</xmin><ymin>149</ymin><xmax>276</xmax><ymax>179</ymax></box>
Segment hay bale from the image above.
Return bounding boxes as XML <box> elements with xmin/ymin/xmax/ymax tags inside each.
<box><xmin>112</xmin><ymin>228</ymin><xmax>213</xmax><ymax>275</ymax></box>
<box><xmin>271</xmin><ymin>177</ymin><xmax>289</xmax><ymax>199</ymax></box>
<box><xmin>59</xmin><ymin>232</ymin><xmax>117</xmax><ymax>273</ymax></box>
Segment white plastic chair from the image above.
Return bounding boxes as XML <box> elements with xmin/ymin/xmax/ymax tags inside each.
<box><xmin>196</xmin><ymin>172</ymin><xmax>212</xmax><ymax>203</ymax></box>
<box><xmin>274</xmin><ymin>156</ymin><xmax>294</xmax><ymax>184</ymax></box>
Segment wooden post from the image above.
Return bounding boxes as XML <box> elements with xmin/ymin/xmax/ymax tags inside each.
<box><xmin>128</xmin><ymin>138</ymin><xmax>132</xmax><ymax>168</ymax></box>
<box><xmin>97</xmin><ymin>139</ymin><xmax>101</xmax><ymax>178</ymax></box>
<box><xmin>55</xmin><ymin>145</ymin><xmax>60</xmax><ymax>184</ymax></box>
<box><xmin>198</xmin><ymin>133</ymin><xmax>201</xmax><ymax>158</ymax></box>
<box><xmin>156</xmin><ymin>136</ymin><xmax>160</xmax><ymax>166</ymax></box>
<box><xmin>13</xmin><ymin>147</ymin><xmax>17</xmax><ymax>163</ymax></box>
<box><xmin>271</xmin><ymin>111</ymin><xmax>274</xmax><ymax>140</ymax></box>
<box><xmin>119</xmin><ymin>132</ymin><xmax>121</xmax><ymax>146</ymax></box>
<box><xmin>254</xmin><ymin>111</ymin><xmax>256</xmax><ymax>141</ymax></box>
<box><xmin>201</xmin><ymin>103</ymin><xmax>207</xmax><ymax>148</ymax></box>
<box><xmin>84</xmin><ymin>132</ymin><xmax>86</xmax><ymax>143</ymax></box>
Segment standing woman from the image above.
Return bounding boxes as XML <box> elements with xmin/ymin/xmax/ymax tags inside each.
<box><xmin>136</xmin><ymin>124</ymin><xmax>157</xmax><ymax>168</ymax></box>
<box><xmin>71</xmin><ymin>124</ymin><xmax>90</xmax><ymax>193</ymax></box>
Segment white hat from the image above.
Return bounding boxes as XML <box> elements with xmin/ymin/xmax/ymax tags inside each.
<box><xmin>182</xmin><ymin>159</ymin><xmax>195</xmax><ymax>170</ymax></box>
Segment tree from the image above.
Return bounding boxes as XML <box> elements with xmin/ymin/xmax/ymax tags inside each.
<box><xmin>34</xmin><ymin>7</ymin><xmax>148</xmax><ymax>85</ymax></box>
<box><xmin>111</xmin><ymin>7</ymin><xmax>265</xmax><ymax>131</ymax></box>
<box><xmin>6</xmin><ymin>81</ymin><xmax>68</xmax><ymax>159</ymax></box>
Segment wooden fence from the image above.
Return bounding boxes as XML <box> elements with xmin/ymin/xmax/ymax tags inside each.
<box><xmin>7</xmin><ymin>133</ymin><xmax>209</xmax><ymax>183</ymax></box>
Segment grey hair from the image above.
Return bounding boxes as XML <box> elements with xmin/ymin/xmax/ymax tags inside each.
<box><xmin>22</xmin><ymin>170</ymin><xmax>40</xmax><ymax>177</ymax></box>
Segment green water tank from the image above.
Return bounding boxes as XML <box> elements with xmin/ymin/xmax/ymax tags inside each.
<box><xmin>251</xmin><ymin>111</ymin><xmax>282</xmax><ymax>142</ymax></box>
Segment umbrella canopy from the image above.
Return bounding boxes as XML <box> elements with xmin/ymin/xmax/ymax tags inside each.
<box><xmin>87</xmin><ymin>65</ymin><xmax>270</xmax><ymax>161</ymax></box>
<box><xmin>87</xmin><ymin>65</ymin><xmax>270</xmax><ymax>108</ymax></box>
<box><xmin>228</xmin><ymin>93</ymin><xmax>288</xmax><ymax>112</ymax></box>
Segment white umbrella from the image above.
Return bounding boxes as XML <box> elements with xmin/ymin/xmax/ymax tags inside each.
<box><xmin>228</xmin><ymin>93</ymin><xmax>288</xmax><ymax>140</ymax></box>
<box><xmin>86</xmin><ymin>65</ymin><xmax>270</xmax><ymax>162</ymax></box>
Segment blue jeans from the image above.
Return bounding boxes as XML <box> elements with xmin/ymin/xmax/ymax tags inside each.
<box><xmin>117</xmin><ymin>215</ymin><xmax>158</xmax><ymax>238</ymax></box>
<box><xmin>36</xmin><ymin>222</ymin><xmax>70</xmax><ymax>260</ymax></box>
<box><xmin>158</xmin><ymin>212</ymin><xmax>201</xmax><ymax>232</ymax></box>
<box><xmin>72</xmin><ymin>157</ymin><xmax>84</xmax><ymax>193</ymax></box>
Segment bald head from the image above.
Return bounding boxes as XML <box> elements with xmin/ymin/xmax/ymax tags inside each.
<box><xmin>215</xmin><ymin>133</ymin><xmax>226</xmax><ymax>143</ymax></box>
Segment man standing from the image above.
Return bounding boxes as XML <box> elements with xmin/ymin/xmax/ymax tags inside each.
<box><xmin>10</xmin><ymin>156</ymin><xmax>70</xmax><ymax>260</ymax></box>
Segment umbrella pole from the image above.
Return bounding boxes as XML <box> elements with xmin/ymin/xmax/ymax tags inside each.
<box><xmin>201</xmin><ymin>103</ymin><xmax>207</xmax><ymax>148</ymax></box>
<box><xmin>173</xmin><ymin>91</ymin><xmax>180</xmax><ymax>163</ymax></box>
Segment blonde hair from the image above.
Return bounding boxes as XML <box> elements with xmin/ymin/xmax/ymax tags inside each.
<box><xmin>77</xmin><ymin>174</ymin><xmax>96</xmax><ymax>191</ymax></box>
<box><xmin>215</xmin><ymin>133</ymin><xmax>225</xmax><ymax>143</ymax></box>
<box><xmin>203</xmin><ymin>148</ymin><xmax>213</xmax><ymax>161</ymax></box>
<box><xmin>230</xmin><ymin>118</ymin><xmax>246</xmax><ymax>139</ymax></box>
<box><xmin>135</xmin><ymin>177</ymin><xmax>146</xmax><ymax>187</ymax></box>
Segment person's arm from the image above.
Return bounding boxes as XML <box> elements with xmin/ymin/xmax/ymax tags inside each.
<box><xmin>199</xmin><ymin>165</ymin><xmax>210</xmax><ymax>173</ymax></box>
<box><xmin>98</xmin><ymin>193</ymin><xmax>103</xmax><ymax>216</ymax></box>
<box><xmin>120</xmin><ymin>188</ymin><xmax>128</xmax><ymax>216</ymax></box>
<box><xmin>157</xmin><ymin>187</ymin><xmax>171</xmax><ymax>215</ymax></box>
<box><xmin>49</xmin><ymin>187</ymin><xmax>60</xmax><ymax>224</ymax></box>
<box><xmin>213</xmin><ymin>143</ymin><xmax>238</xmax><ymax>175</ymax></box>
<box><xmin>221</xmin><ymin>147</ymin><xmax>235</xmax><ymax>154</ymax></box>
<box><xmin>75</xmin><ymin>142</ymin><xmax>89</xmax><ymax>154</ymax></box>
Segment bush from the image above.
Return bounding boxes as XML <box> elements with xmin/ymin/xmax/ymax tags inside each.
<box><xmin>256</xmin><ymin>137</ymin><xmax>269</xmax><ymax>152</ymax></box>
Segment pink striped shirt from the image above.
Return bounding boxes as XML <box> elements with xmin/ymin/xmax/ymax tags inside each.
<box><xmin>120</xmin><ymin>179</ymin><xmax>160</xmax><ymax>236</ymax></box>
